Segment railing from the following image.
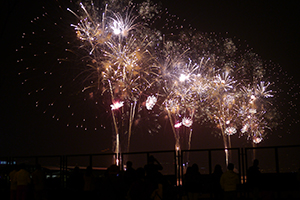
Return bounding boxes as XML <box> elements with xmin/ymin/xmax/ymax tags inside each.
<box><xmin>244</xmin><ymin>145</ymin><xmax>300</xmax><ymax>173</ymax></box>
<box><xmin>1</xmin><ymin>145</ymin><xmax>300</xmax><ymax>194</ymax></box>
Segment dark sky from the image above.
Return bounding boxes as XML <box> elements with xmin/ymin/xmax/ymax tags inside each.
<box><xmin>1</xmin><ymin>0</ymin><xmax>300</xmax><ymax>157</ymax></box>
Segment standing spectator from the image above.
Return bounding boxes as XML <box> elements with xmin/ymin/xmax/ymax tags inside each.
<box><xmin>83</xmin><ymin>166</ymin><xmax>95</xmax><ymax>199</ymax></box>
<box><xmin>68</xmin><ymin>166</ymin><xmax>84</xmax><ymax>200</ymax></box>
<box><xmin>183</xmin><ymin>164</ymin><xmax>202</xmax><ymax>200</ymax></box>
<box><xmin>247</xmin><ymin>159</ymin><xmax>261</xmax><ymax>200</ymax></box>
<box><xmin>31</xmin><ymin>164</ymin><xmax>45</xmax><ymax>200</ymax></box>
<box><xmin>127</xmin><ymin>167</ymin><xmax>147</xmax><ymax>200</ymax></box>
<box><xmin>297</xmin><ymin>167</ymin><xmax>300</xmax><ymax>183</ymax></box>
<box><xmin>144</xmin><ymin>155</ymin><xmax>163</xmax><ymax>178</ymax></box>
<box><xmin>101</xmin><ymin>164</ymin><xmax>124</xmax><ymax>200</ymax></box>
<box><xmin>144</xmin><ymin>156</ymin><xmax>163</xmax><ymax>200</ymax></box>
<box><xmin>15</xmin><ymin>164</ymin><xmax>31</xmax><ymax>200</ymax></box>
<box><xmin>297</xmin><ymin>167</ymin><xmax>300</xmax><ymax>198</ymax></box>
<box><xmin>220</xmin><ymin>163</ymin><xmax>239</xmax><ymax>200</ymax></box>
<box><xmin>124</xmin><ymin>161</ymin><xmax>136</xmax><ymax>194</ymax></box>
<box><xmin>211</xmin><ymin>164</ymin><xmax>223</xmax><ymax>200</ymax></box>
<box><xmin>9</xmin><ymin>165</ymin><xmax>18</xmax><ymax>200</ymax></box>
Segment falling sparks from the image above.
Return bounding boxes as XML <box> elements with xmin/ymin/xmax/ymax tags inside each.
<box><xmin>110</xmin><ymin>8</ymin><xmax>138</xmax><ymax>37</ymax></box>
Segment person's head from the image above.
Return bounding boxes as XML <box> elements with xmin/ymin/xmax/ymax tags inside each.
<box><xmin>148</xmin><ymin>155</ymin><xmax>155</xmax><ymax>164</ymax></box>
<box><xmin>227</xmin><ymin>163</ymin><xmax>234</xmax><ymax>171</ymax></box>
<box><xmin>253</xmin><ymin>159</ymin><xmax>259</xmax><ymax>166</ymax></box>
<box><xmin>126</xmin><ymin>161</ymin><xmax>133</xmax><ymax>168</ymax></box>
<box><xmin>192</xmin><ymin>163</ymin><xmax>199</xmax><ymax>172</ymax></box>
<box><xmin>108</xmin><ymin>164</ymin><xmax>120</xmax><ymax>175</ymax></box>
<box><xmin>186</xmin><ymin>166</ymin><xmax>193</xmax><ymax>174</ymax></box>
<box><xmin>214</xmin><ymin>164</ymin><xmax>222</xmax><ymax>173</ymax></box>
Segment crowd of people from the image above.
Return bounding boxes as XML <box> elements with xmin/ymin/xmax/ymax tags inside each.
<box><xmin>7</xmin><ymin>157</ymin><xmax>269</xmax><ymax>200</ymax></box>
<box><xmin>9</xmin><ymin>163</ymin><xmax>45</xmax><ymax>200</ymax></box>
<box><xmin>64</xmin><ymin>155</ymin><xmax>175</xmax><ymax>200</ymax></box>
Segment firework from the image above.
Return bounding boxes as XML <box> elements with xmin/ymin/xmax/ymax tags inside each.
<box><xmin>65</xmin><ymin>1</ymin><xmax>161</xmax><ymax>164</ymax></box>
<box><xmin>155</xmin><ymin>38</ymin><xmax>213</xmax><ymax>157</ymax></box>
<box><xmin>207</xmin><ymin>71</ymin><xmax>239</xmax><ymax>164</ymax></box>
<box><xmin>238</xmin><ymin>81</ymin><xmax>274</xmax><ymax>145</ymax></box>
<box><xmin>19</xmin><ymin>0</ymin><xmax>293</xmax><ymax>168</ymax></box>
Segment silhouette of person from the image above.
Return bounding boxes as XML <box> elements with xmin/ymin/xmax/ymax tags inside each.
<box><xmin>15</xmin><ymin>163</ymin><xmax>31</xmax><ymax>200</ymax></box>
<box><xmin>128</xmin><ymin>167</ymin><xmax>147</xmax><ymax>200</ymax></box>
<box><xmin>297</xmin><ymin>167</ymin><xmax>300</xmax><ymax>197</ymax></box>
<box><xmin>183</xmin><ymin>163</ymin><xmax>202</xmax><ymax>200</ymax></box>
<box><xmin>9</xmin><ymin>165</ymin><xmax>18</xmax><ymax>200</ymax></box>
<box><xmin>144</xmin><ymin>155</ymin><xmax>163</xmax><ymax>178</ymax></box>
<box><xmin>220</xmin><ymin>163</ymin><xmax>239</xmax><ymax>200</ymax></box>
<box><xmin>211</xmin><ymin>164</ymin><xmax>223</xmax><ymax>200</ymax></box>
<box><xmin>101</xmin><ymin>164</ymin><xmax>124</xmax><ymax>200</ymax></box>
<box><xmin>68</xmin><ymin>166</ymin><xmax>84</xmax><ymax>200</ymax></box>
<box><xmin>144</xmin><ymin>155</ymin><xmax>163</xmax><ymax>200</ymax></box>
<box><xmin>31</xmin><ymin>164</ymin><xmax>45</xmax><ymax>200</ymax></box>
<box><xmin>247</xmin><ymin>159</ymin><xmax>261</xmax><ymax>200</ymax></box>
<box><xmin>124</xmin><ymin>161</ymin><xmax>136</xmax><ymax>193</ymax></box>
<box><xmin>297</xmin><ymin>167</ymin><xmax>300</xmax><ymax>183</ymax></box>
<box><xmin>83</xmin><ymin>166</ymin><xmax>95</xmax><ymax>199</ymax></box>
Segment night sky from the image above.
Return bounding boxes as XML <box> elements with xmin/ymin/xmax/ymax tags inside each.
<box><xmin>1</xmin><ymin>0</ymin><xmax>300</xmax><ymax>157</ymax></box>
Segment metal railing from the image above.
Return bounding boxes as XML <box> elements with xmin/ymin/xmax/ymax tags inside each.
<box><xmin>1</xmin><ymin>145</ymin><xmax>299</xmax><ymax>189</ymax></box>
